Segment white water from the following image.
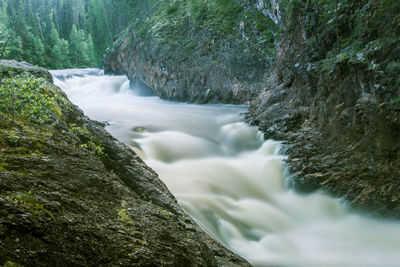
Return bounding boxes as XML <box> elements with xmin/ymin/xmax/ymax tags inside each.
<box><xmin>52</xmin><ymin>70</ymin><xmax>400</xmax><ymax>267</ymax></box>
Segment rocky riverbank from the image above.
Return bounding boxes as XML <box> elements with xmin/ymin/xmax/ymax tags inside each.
<box><xmin>103</xmin><ymin>1</ymin><xmax>400</xmax><ymax>218</ymax></box>
<box><xmin>0</xmin><ymin>60</ymin><xmax>249</xmax><ymax>266</ymax></box>
<box><xmin>245</xmin><ymin>68</ymin><xmax>400</xmax><ymax>218</ymax></box>
<box><xmin>245</xmin><ymin>0</ymin><xmax>400</xmax><ymax>218</ymax></box>
<box><xmin>103</xmin><ymin>1</ymin><xmax>281</xmax><ymax>104</ymax></box>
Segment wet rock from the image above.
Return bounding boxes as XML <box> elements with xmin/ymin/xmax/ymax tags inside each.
<box><xmin>103</xmin><ymin>37</ymin><xmax>265</xmax><ymax>104</ymax></box>
<box><xmin>0</xmin><ymin>62</ymin><xmax>249</xmax><ymax>266</ymax></box>
<box><xmin>246</xmin><ymin>61</ymin><xmax>400</xmax><ymax>219</ymax></box>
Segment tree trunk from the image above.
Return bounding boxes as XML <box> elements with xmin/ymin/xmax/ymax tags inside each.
<box><xmin>102</xmin><ymin>8</ymin><xmax>113</xmax><ymax>43</ymax></box>
<box><xmin>36</xmin><ymin>13</ymin><xmax>45</xmax><ymax>41</ymax></box>
<box><xmin>146</xmin><ymin>0</ymin><xmax>152</xmax><ymax>20</ymax></box>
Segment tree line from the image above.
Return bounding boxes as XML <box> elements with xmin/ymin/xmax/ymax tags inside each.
<box><xmin>0</xmin><ymin>0</ymin><xmax>140</xmax><ymax>69</ymax></box>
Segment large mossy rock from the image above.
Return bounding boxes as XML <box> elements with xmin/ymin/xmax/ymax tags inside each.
<box><xmin>0</xmin><ymin>60</ymin><xmax>53</xmax><ymax>83</ymax></box>
<box><xmin>0</xmin><ymin>62</ymin><xmax>249</xmax><ymax>266</ymax></box>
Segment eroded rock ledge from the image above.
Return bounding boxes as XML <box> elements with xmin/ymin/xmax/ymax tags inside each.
<box><xmin>0</xmin><ymin>60</ymin><xmax>249</xmax><ymax>266</ymax></box>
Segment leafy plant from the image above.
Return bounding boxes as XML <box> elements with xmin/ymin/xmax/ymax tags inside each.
<box><xmin>80</xmin><ymin>141</ymin><xmax>104</xmax><ymax>157</ymax></box>
<box><xmin>0</xmin><ymin>73</ymin><xmax>67</xmax><ymax>124</ymax></box>
<box><xmin>6</xmin><ymin>191</ymin><xmax>54</xmax><ymax>219</ymax></box>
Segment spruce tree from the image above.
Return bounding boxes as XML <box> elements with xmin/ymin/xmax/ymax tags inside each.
<box><xmin>69</xmin><ymin>24</ymin><xmax>80</xmax><ymax>66</ymax></box>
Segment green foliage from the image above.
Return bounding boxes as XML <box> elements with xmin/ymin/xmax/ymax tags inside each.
<box><xmin>69</xmin><ymin>24</ymin><xmax>91</xmax><ymax>67</ymax></box>
<box><xmin>386</xmin><ymin>62</ymin><xmax>400</xmax><ymax>74</ymax></box>
<box><xmin>69</xmin><ymin>123</ymin><xmax>104</xmax><ymax>157</ymax></box>
<box><xmin>137</xmin><ymin>0</ymin><xmax>278</xmax><ymax>61</ymax></box>
<box><xmin>389</xmin><ymin>96</ymin><xmax>400</xmax><ymax>106</ymax></box>
<box><xmin>282</xmin><ymin>0</ymin><xmax>400</xmax><ymax>94</ymax></box>
<box><xmin>286</xmin><ymin>0</ymin><xmax>400</xmax><ymax>58</ymax></box>
<box><xmin>0</xmin><ymin>72</ymin><xmax>67</xmax><ymax>124</ymax></box>
<box><xmin>80</xmin><ymin>141</ymin><xmax>104</xmax><ymax>157</ymax></box>
<box><xmin>0</xmin><ymin>162</ymin><xmax>9</xmax><ymax>171</ymax></box>
<box><xmin>3</xmin><ymin>261</ymin><xmax>23</xmax><ymax>267</ymax></box>
<box><xmin>5</xmin><ymin>191</ymin><xmax>54</xmax><ymax>219</ymax></box>
<box><xmin>1</xmin><ymin>0</ymin><xmax>136</xmax><ymax>68</ymax></box>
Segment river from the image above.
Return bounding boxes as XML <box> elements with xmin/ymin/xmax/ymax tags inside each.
<box><xmin>51</xmin><ymin>69</ymin><xmax>400</xmax><ymax>267</ymax></box>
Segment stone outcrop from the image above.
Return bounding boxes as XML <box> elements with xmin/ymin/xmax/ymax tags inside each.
<box><xmin>103</xmin><ymin>1</ymin><xmax>400</xmax><ymax>219</ymax></box>
<box><xmin>246</xmin><ymin>1</ymin><xmax>400</xmax><ymax>218</ymax></box>
<box><xmin>103</xmin><ymin>36</ymin><xmax>265</xmax><ymax>103</ymax></box>
<box><xmin>246</xmin><ymin>64</ymin><xmax>400</xmax><ymax>218</ymax></box>
<box><xmin>103</xmin><ymin>2</ymin><xmax>279</xmax><ymax>104</ymax></box>
<box><xmin>0</xmin><ymin>61</ymin><xmax>249</xmax><ymax>266</ymax></box>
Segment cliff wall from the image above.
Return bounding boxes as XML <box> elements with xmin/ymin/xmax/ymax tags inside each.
<box><xmin>246</xmin><ymin>0</ymin><xmax>400</xmax><ymax>217</ymax></box>
<box><xmin>104</xmin><ymin>0</ymin><xmax>280</xmax><ymax>103</ymax></box>
<box><xmin>103</xmin><ymin>0</ymin><xmax>400</xmax><ymax>218</ymax></box>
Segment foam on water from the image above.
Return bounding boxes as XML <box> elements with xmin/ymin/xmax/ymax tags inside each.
<box><xmin>53</xmin><ymin>70</ymin><xmax>400</xmax><ymax>267</ymax></box>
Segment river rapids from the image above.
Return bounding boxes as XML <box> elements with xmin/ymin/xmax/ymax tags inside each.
<box><xmin>51</xmin><ymin>69</ymin><xmax>400</xmax><ymax>267</ymax></box>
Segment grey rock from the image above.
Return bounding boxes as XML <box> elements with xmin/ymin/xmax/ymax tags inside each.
<box><xmin>0</xmin><ymin>62</ymin><xmax>250</xmax><ymax>266</ymax></box>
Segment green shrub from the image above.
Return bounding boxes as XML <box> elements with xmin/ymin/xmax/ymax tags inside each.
<box><xmin>0</xmin><ymin>72</ymin><xmax>67</xmax><ymax>124</ymax></box>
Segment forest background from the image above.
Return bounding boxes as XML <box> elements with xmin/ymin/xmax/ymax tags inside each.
<box><xmin>0</xmin><ymin>0</ymin><xmax>154</xmax><ymax>69</ymax></box>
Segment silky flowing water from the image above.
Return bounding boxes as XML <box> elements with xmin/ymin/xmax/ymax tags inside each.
<box><xmin>52</xmin><ymin>69</ymin><xmax>400</xmax><ymax>267</ymax></box>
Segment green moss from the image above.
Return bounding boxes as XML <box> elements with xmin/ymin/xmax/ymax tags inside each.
<box><xmin>386</xmin><ymin>62</ymin><xmax>400</xmax><ymax>74</ymax></box>
<box><xmin>135</xmin><ymin>0</ymin><xmax>278</xmax><ymax>61</ymax></box>
<box><xmin>282</xmin><ymin>0</ymin><xmax>400</xmax><ymax>97</ymax></box>
<box><xmin>69</xmin><ymin>123</ymin><xmax>91</xmax><ymax>138</ymax></box>
<box><xmin>4</xmin><ymin>191</ymin><xmax>54</xmax><ymax>220</ymax></box>
<box><xmin>117</xmin><ymin>200</ymin><xmax>135</xmax><ymax>225</ymax></box>
<box><xmin>68</xmin><ymin>123</ymin><xmax>105</xmax><ymax>157</ymax></box>
<box><xmin>0</xmin><ymin>163</ymin><xmax>9</xmax><ymax>171</ymax></box>
<box><xmin>3</xmin><ymin>261</ymin><xmax>23</xmax><ymax>267</ymax></box>
<box><xmin>0</xmin><ymin>209</ymin><xmax>8</xmax><ymax>215</ymax></box>
<box><xmin>389</xmin><ymin>96</ymin><xmax>400</xmax><ymax>106</ymax></box>
<box><xmin>6</xmin><ymin>132</ymin><xmax>19</xmax><ymax>146</ymax></box>
<box><xmin>157</xmin><ymin>207</ymin><xmax>173</xmax><ymax>217</ymax></box>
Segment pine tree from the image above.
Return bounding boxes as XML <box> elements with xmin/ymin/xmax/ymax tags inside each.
<box><xmin>31</xmin><ymin>34</ymin><xmax>45</xmax><ymax>66</ymax></box>
<box><xmin>1</xmin><ymin>0</ymin><xmax>136</xmax><ymax>68</ymax></box>
<box><xmin>69</xmin><ymin>24</ymin><xmax>80</xmax><ymax>65</ymax></box>
<box><xmin>86</xmin><ymin>33</ymin><xmax>97</xmax><ymax>64</ymax></box>
<box><xmin>51</xmin><ymin>38</ymin><xmax>70</xmax><ymax>69</ymax></box>
<box><xmin>0</xmin><ymin>3</ymin><xmax>11</xmax><ymax>58</ymax></box>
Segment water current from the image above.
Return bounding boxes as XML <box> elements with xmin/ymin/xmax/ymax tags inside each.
<box><xmin>51</xmin><ymin>69</ymin><xmax>400</xmax><ymax>267</ymax></box>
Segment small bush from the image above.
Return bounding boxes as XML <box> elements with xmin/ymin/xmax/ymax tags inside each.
<box><xmin>0</xmin><ymin>72</ymin><xmax>67</xmax><ymax>124</ymax></box>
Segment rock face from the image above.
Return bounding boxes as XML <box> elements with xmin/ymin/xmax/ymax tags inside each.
<box><xmin>0</xmin><ymin>61</ymin><xmax>249</xmax><ymax>266</ymax></box>
<box><xmin>104</xmin><ymin>37</ymin><xmax>265</xmax><ymax>103</ymax></box>
<box><xmin>246</xmin><ymin>1</ymin><xmax>400</xmax><ymax>218</ymax></box>
<box><xmin>104</xmin><ymin>1</ymin><xmax>400</xmax><ymax>219</ymax></box>
<box><xmin>103</xmin><ymin>2</ymin><xmax>279</xmax><ymax>104</ymax></box>
<box><xmin>246</xmin><ymin>66</ymin><xmax>400</xmax><ymax>218</ymax></box>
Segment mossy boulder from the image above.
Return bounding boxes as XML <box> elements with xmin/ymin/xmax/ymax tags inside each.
<box><xmin>0</xmin><ymin>62</ymin><xmax>249</xmax><ymax>266</ymax></box>
<box><xmin>0</xmin><ymin>60</ymin><xmax>53</xmax><ymax>83</ymax></box>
